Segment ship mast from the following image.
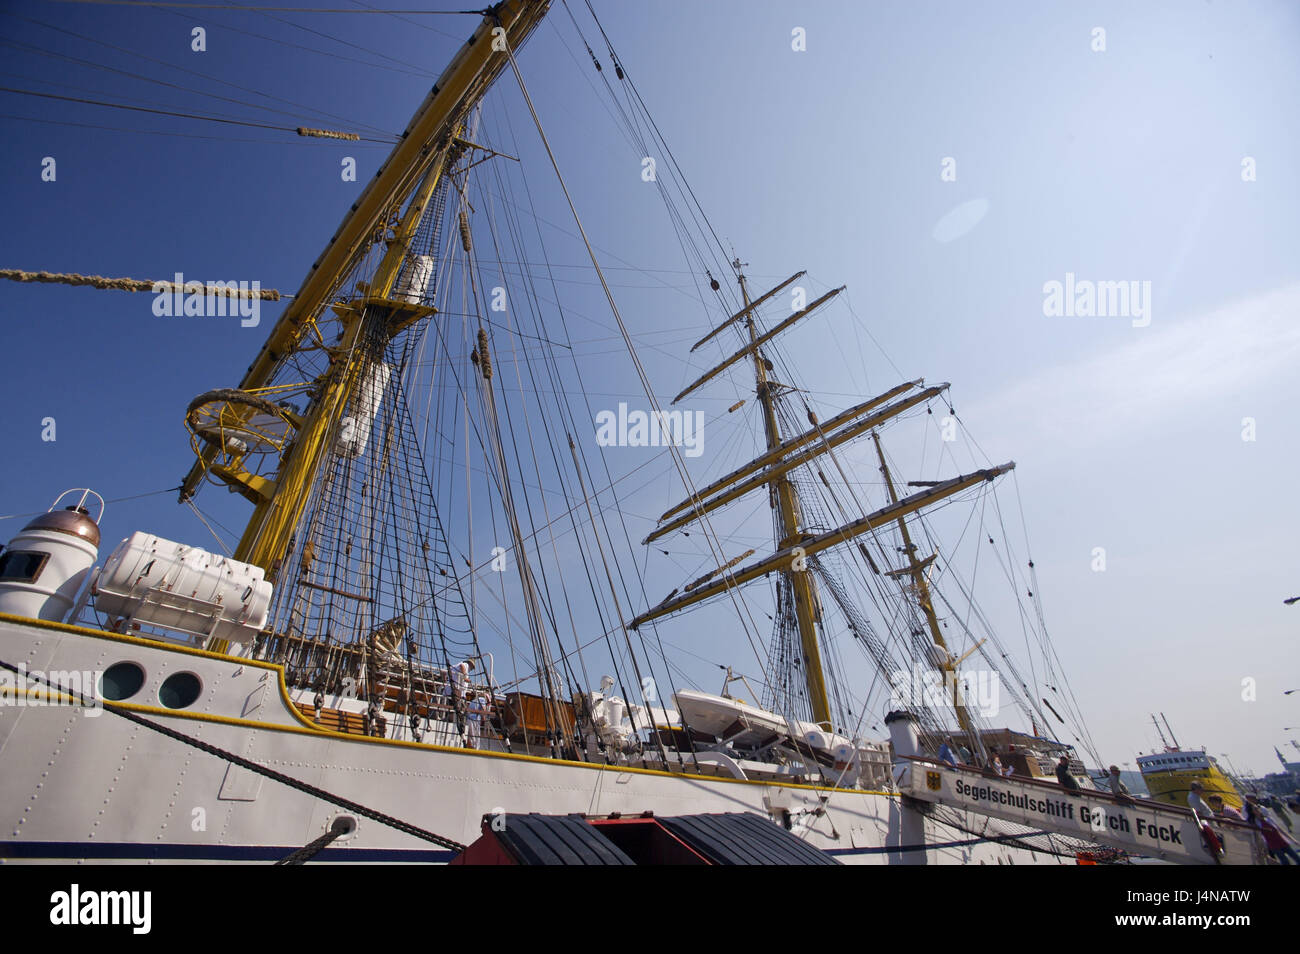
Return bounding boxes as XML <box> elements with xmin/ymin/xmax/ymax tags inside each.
<box><xmin>177</xmin><ymin>0</ymin><xmax>551</xmax><ymax>582</ymax></box>
<box><xmin>737</xmin><ymin>263</ymin><xmax>833</xmax><ymax>728</ymax></box>
<box><xmin>871</xmin><ymin>431</ymin><xmax>974</xmax><ymax>737</ymax></box>
<box><xmin>1154</xmin><ymin>712</ymin><xmax>1181</xmax><ymax>751</ymax></box>
<box><xmin>632</xmin><ymin>261</ymin><xmax>1016</xmax><ymax>732</ymax></box>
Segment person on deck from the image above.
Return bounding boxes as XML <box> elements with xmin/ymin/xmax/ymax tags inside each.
<box><xmin>1262</xmin><ymin>793</ymin><xmax>1295</xmax><ymax>831</ymax></box>
<box><xmin>1056</xmin><ymin>756</ymin><xmax>1080</xmax><ymax>792</ymax></box>
<box><xmin>1188</xmin><ymin>781</ymin><xmax>1214</xmax><ymax>819</ymax></box>
<box><xmin>451</xmin><ymin>659</ymin><xmax>475</xmax><ymax>699</ymax></box>
<box><xmin>1244</xmin><ymin>795</ymin><xmax>1300</xmax><ymax>865</ymax></box>
<box><xmin>465</xmin><ymin>691</ymin><xmax>485</xmax><ymax>749</ymax></box>
<box><xmin>1107</xmin><ymin>765</ymin><xmax>1130</xmax><ymax>798</ymax></box>
<box><xmin>1002</xmin><ymin>745</ymin><xmax>1018</xmax><ymax>776</ymax></box>
<box><xmin>937</xmin><ymin>741</ymin><xmax>958</xmax><ymax>767</ymax></box>
<box><xmin>1206</xmin><ymin>794</ymin><xmax>1243</xmax><ymax>821</ymax></box>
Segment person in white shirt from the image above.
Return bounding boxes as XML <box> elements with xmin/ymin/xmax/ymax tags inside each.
<box><xmin>1188</xmin><ymin>781</ymin><xmax>1214</xmax><ymax>818</ymax></box>
<box><xmin>465</xmin><ymin>690</ymin><xmax>486</xmax><ymax>749</ymax></box>
<box><xmin>451</xmin><ymin>659</ymin><xmax>475</xmax><ymax>698</ymax></box>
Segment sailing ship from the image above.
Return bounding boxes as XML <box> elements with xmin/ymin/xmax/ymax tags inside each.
<box><xmin>0</xmin><ymin>0</ymin><xmax>1104</xmax><ymax>864</ymax></box>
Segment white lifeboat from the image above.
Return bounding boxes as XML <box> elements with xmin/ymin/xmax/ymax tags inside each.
<box><xmin>675</xmin><ymin>690</ymin><xmax>858</xmax><ymax>763</ymax></box>
<box><xmin>673</xmin><ymin>689</ymin><xmax>790</xmax><ymax>741</ymax></box>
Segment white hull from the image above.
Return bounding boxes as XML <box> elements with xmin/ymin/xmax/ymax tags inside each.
<box><xmin>0</xmin><ymin>615</ymin><xmax>1063</xmax><ymax>865</ymax></box>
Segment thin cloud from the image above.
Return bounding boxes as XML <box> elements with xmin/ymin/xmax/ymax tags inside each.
<box><xmin>969</xmin><ymin>284</ymin><xmax>1300</xmax><ymax>445</ymax></box>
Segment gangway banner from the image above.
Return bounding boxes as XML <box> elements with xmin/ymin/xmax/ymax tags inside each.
<box><xmin>902</xmin><ymin>761</ymin><xmax>1258</xmax><ymax>865</ymax></box>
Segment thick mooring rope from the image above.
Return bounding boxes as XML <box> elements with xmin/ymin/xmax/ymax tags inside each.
<box><xmin>0</xmin><ymin>269</ymin><xmax>283</xmax><ymax>299</ymax></box>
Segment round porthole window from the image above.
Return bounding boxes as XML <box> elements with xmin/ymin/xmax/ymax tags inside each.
<box><xmin>100</xmin><ymin>662</ymin><xmax>145</xmax><ymax>701</ymax></box>
<box><xmin>158</xmin><ymin>672</ymin><xmax>202</xmax><ymax>709</ymax></box>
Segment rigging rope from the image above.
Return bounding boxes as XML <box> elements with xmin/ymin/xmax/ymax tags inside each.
<box><xmin>501</xmin><ymin>31</ymin><xmax>773</xmax><ymax>682</ymax></box>
<box><xmin>2</xmin><ymin>11</ymin><xmax>399</xmax><ymax>139</ymax></box>
<box><xmin>0</xmin><ymin>486</ymin><xmax>180</xmax><ymax>523</ymax></box>
<box><xmin>46</xmin><ymin>1</ymin><xmax>490</xmax><ymax>12</ymax></box>
<box><xmin>185</xmin><ymin>499</ymin><xmax>234</xmax><ymax>556</ymax></box>
<box><xmin>472</xmin><ymin>127</ymin><xmax>637</xmax><ymax>729</ymax></box>
<box><xmin>0</xmin><ymin>86</ymin><xmax>397</xmax><ymax>142</ymax></box>
<box><xmin>475</xmin><ymin>111</ymin><xmax>696</xmax><ymax>758</ymax></box>
<box><xmin>275</xmin><ymin>816</ymin><xmax>355</xmax><ymax>864</ymax></box>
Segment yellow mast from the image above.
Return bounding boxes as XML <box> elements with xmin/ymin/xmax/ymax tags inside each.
<box><xmin>230</xmin><ymin>151</ymin><xmax>452</xmax><ymax>572</ymax></box>
<box><xmin>871</xmin><ymin>431</ymin><xmax>974</xmax><ymax>737</ymax></box>
<box><xmin>633</xmin><ymin>461</ymin><xmax>1014</xmax><ymax>623</ymax></box>
<box><xmin>178</xmin><ymin>0</ymin><xmax>551</xmax><ymax>582</ymax></box>
<box><xmin>673</xmin><ymin>285</ymin><xmax>843</xmax><ymax>404</ymax></box>
<box><xmin>737</xmin><ymin>266</ymin><xmax>833</xmax><ymax>729</ymax></box>
<box><xmin>690</xmin><ymin>270</ymin><xmax>806</xmax><ymax>353</ymax></box>
<box><xmin>644</xmin><ymin>381</ymin><xmax>945</xmax><ymax>543</ymax></box>
<box><xmin>633</xmin><ymin>263</ymin><xmax>1015</xmax><ymax>729</ymax></box>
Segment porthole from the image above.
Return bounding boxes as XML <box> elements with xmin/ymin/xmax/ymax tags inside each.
<box><xmin>100</xmin><ymin>662</ymin><xmax>146</xmax><ymax>702</ymax></box>
<box><xmin>159</xmin><ymin>672</ymin><xmax>202</xmax><ymax>709</ymax></box>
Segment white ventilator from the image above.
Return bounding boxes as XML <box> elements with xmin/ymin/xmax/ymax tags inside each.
<box><xmin>93</xmin><ymin>532</ymin><xmax>272</xmax><ymax>644</ymax></box>
<box><xmin>802</xmin><ymin>727</ymin><xmax>855</xmax><ymax>757</ymax></box>
<box><xmin>0</xmin><ymin>489</ymin><xmax>104</xmax><ymax>623</ymax></box>
<box><xmin>584</xmin><ymin>685</ymin><xmax>637</xmax><ymax>752</ymax></box>
<box><xmin>335</xmin><ymin>359</ymin><xmax>392</xmax><ymax>459</ymax></box>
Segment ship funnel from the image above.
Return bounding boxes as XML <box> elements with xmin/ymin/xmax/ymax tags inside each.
<box><xmin>884</xmin><ymin>709</ymin><xmax>928</xmax><ymax>864</ymax></box>
<box><xmin>0</xmin><ymin>489</ymin><xmax>104</xmax><ymax>623</ymax></box>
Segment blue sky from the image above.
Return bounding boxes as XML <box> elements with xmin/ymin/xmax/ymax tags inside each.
<box><xmin>1</xmin><ymin>0</ymin><xmax>1298</xmax><ymax>777</ymax></box>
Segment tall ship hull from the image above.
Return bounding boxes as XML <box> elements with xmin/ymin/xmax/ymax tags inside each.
<box><xmin>1</xmin><ymin>0</ymin><xmax>1186</xmax><ymax>866</ymax></box>
<box><xmin>0</xmin><ymin>615</ymin><xmax>1051</xmax><ymax>864</ymax></box>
